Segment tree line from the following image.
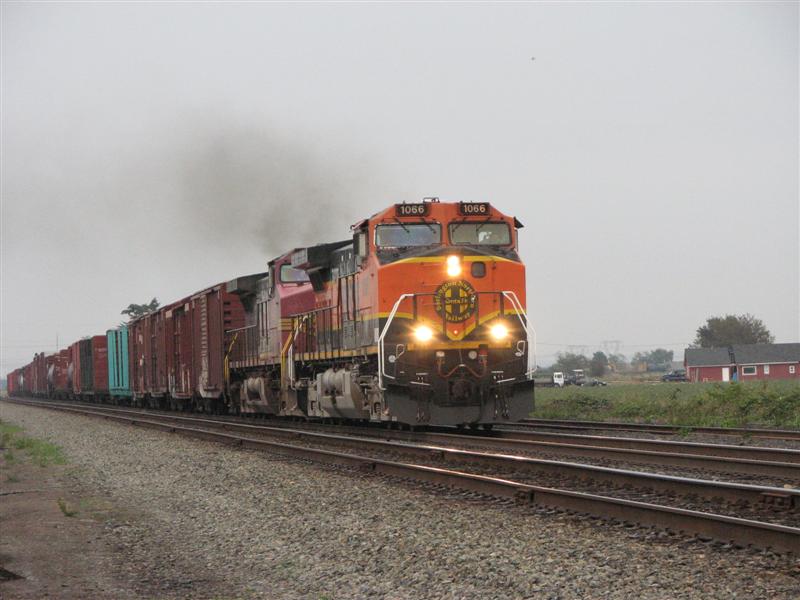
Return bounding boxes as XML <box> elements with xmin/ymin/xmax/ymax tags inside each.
<box><xmin>549</xmin><ymin>349</ymin><xmax>674</xmax><ymax>377</ymax></box>
<box><xmin>547</xmin><ymin>314</ymin><xmax>774</xmax><ymax>377</ymax></box>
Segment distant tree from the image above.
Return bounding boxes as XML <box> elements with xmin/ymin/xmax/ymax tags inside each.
<box><xmin>693</xmin><ymin>314</ymin><xmax>774</xmax><ymax>348</ymax></box>
<box><xmin>553</xmin><ymin>352</ymin><xmax>590</xmax><ymax>373</ymax></box>
<box><xmin>607</xmin><ymin>353</ymin><xmax>628</xmax><ymax>371</ymax></box>
<box><xmin>647</xmin><ymin>348</ymin><xmax>674</xmax><ymax>368</ymax></box>
<box><xmin>590</xmin><ymin>351</ymin><xmax>608</xmax><ymax>377</ymax></box>
<box><xmin>631</xmin><ymin>348</ymin><xmax>674</xmax><ymax>371</ymax></box>
<box><xmin>121</xmin><ymin>298</ymin><xmax>160</xmax><ymax>320</ymax></box>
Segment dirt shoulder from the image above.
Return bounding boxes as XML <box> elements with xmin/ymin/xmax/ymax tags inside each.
<box><xmin>0</xmin><ymin>423</ymin><xmax>141</xmax><ymax>599</ymax></box>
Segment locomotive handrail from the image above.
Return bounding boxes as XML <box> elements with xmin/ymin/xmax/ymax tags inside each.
<box><xmin>223</xmin><ymin>331</ymin><xmax>240</xmax><ymax>387</ymax></box>
<box><xmin>281</xmin><ymin>315</ymin><xmax>308</xmax><ymax>390</ymax></box>
<box><xmin>224</xmin><ymin>325</ymin><xmax>258</xmax><ymax>366</ymax></box>
<box><xmin>225</xmin><ymin>325</ymin><xmax>255</xmax><ymax>334</ymax></box>
<box><xmin>501</xmin><ymin>290</ymin><xmax>537</xmax><ymax>377</ymax></box>
<box><xmin>378</xmin><ymin>293</ymin><xmax>416</xmax><ymax>389</ymax></box>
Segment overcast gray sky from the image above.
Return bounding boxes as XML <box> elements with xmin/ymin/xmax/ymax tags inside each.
<box><xmin>2</xmin><ymin>2</ymin><xmax>798</xmax><ymax>373</ymax></box>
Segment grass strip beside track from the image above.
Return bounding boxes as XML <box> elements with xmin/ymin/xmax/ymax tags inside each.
<box><xmin>532</xmin><ymin>381</ymin><xmax>800</xmax><ymax>429</ymax></box>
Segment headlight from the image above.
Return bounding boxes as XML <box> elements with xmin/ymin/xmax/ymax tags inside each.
<box><xmin>490</xmin><ymin>322</ymin><xmax>509</xmax><ymax>340</ymax></box>
<box><xmin>413</xmin><ymin>325</ymin><xmax>433</xmax><ymax>342</ymax></box>
<box><xmin>446</xmin><ymin>255</ymin><xmax>462</xmax><ymax>277</ymax></box>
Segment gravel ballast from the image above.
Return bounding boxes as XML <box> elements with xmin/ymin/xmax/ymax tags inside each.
<box><xmin>2</xmin><ymin>401</ymin><xmax>799</xmax><ymax>599</ymax></box>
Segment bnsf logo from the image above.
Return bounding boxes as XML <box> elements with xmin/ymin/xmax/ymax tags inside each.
<box><xmin>459</xmin><ymin>203</ymin><xmax>489</xmax><ymax>215</ymax></box>
<box><xmin>395</xmin><ymin>204</ymin><xmax>428</xmax><ymax>216</ymax></box>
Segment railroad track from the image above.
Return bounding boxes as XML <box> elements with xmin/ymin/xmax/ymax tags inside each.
<box><xmin>490</xmin><ymin>428</ymin><xmax>800</xmax><ymax>463</ymax></box>
<box><xmin>5</xmin><ymin>397</ymin><xmax>800</xmax><ymax>553</ymax></box>
<box><xmin>518</xmin><ymin>418</ymin><xmax>800</xmax><ymax>441</ymax></box>
<box><xmin>336</xmin><ymin>425</ymin><xmax>800</xmax><ymax>481</ymax></box>
<box><xmin>197</xmin><ymin>417</ymin><xmax>800</xmax><ymax>482</ymax></box>
<box><xmin>7</xmin><ymin>397</ymin><xmax>800</xmax><ymax>481</ymax></box>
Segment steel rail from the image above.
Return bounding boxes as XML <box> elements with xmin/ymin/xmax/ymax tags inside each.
<box><xmin>519</xmin><ymin>418</ymin><xmax>800</xmax><ymax>441</ymax></box>
<box><xmin>6</xmin><ymin>398</ymin><xmax>800</xmax><ymax>511</ymax></box>
<box><xmin>6</xmin><ymin>397</ymin><xmax>800</xmax><ymax>480</ymax></box>
<box><xmin>4</xmin><ymin>398</ymin><xmax>798</xmax><ymax>553</ymax></box>
<box><xmin>400</xmin><ymin>432</ymin><xmax>800</xmax><ymax>480</ymax></box>
<box><xmin>488</xmin><ymin>428</ymin><xmax>800</xmax><ymax>464</ymax></box>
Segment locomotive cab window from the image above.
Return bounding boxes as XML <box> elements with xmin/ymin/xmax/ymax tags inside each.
<box><xmin>449</xmin><ymin>222</ymin><xmax>511</xmax><ymax>245</ymax></box>
<box><xmin>280</xmin><ymin>264</ymin><xmax>310</xmax><ymax>284</ymax></box>
<box><xmin>375</xmin><ymin>223</ymin><xmax>441</xmax><ymax>247</ymax></box>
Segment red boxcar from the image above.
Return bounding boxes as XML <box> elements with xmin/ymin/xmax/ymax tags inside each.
<box><xmin>130</xmin><ymin>309</ymin><xmax>164</xmax><ymax>405</ymax></box>
<box><xmin>6</xmin><ymin>369</ymin><xmax>20</xmax><ymax>396</ymax></box>
<box><xmin>51</xmin><ymin>349</ymin><xmax>71</xmax><ymax>398</ymax></box>
<box><xmin>22</xmin><ymin>363</ymin><xmax>33</xmax><ymax>395</ymax></box>
<box><xmin>164</xmin><ymin>295</ymin><xmax>194</xmax><ymax>409</ymax></box>
<box><xmin>69</xmin><ymin>336</ymin><xmax>110</xmax><ymax>401</ymax></box>
<box><xmin>191</xmin><ymin>283</ymin><xmax>246</xmax><ymax>410</ymax></box>
<box><xmin>91</xmin><ymin>336</ymin><xmax>109</xmax><ymax>396</ymax></box>
<box><xmin>129</xmin><ymin>281</ymin><xmax>246</xmax><ymax>411</ymax></box>
<box><xmin>32</xmin><ymin>352</ymin><xmax>48</xmax><ymax>396</ymax></box>
<box><xmin>128</xmin><ymin>317</ymin><xmax>146</xmax><ymax>402</ymax></box>
<box><xmin>69</xmin><ymin>341</ymin><xmax>81</xmax><ymax>394</ymax></box>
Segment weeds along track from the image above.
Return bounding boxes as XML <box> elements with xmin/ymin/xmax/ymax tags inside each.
<box><xmin>4</xmin><ymin>397</ymin><xmax>799</xmax><ymax>554</ymax></box>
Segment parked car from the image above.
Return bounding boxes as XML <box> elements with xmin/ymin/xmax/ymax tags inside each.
<box><xmin>584</xmin><ymin>378</ymin><xmax>608</xmax><ymax>387</ymax></box>
<box><xmin>661</xmin><ymin>369</ymin><xmax>687</xmax><ymax>382</ymax></box>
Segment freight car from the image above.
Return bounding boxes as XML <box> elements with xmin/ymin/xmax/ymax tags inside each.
<box><xmin>5</xmin><ymin>199</ymin><xmax>536</xmax><ymax>428</ymax></box>
<box><xmin>6</xmin><ymin>368</ymin><xmax>21</xmax><ymax>396</ymax></box>
<box><xmin>127</xmin><ymin>280</ymin><xmax>252</xmax><ymax>412</ymax></box>
<box><xmin>31</xmin><ymin>353</ymin><xmax>48</xmax><ymax>396</ymax></box>
<box><xmin>49</xmin><ymin>349</ymin><xmax>71</xmax><ymax>399</ymax></box>
<box><xmin>107</xmin><ymin>325</ymin><xmax>131</xmax><ymax>404</ymax></box>
<box><xmin>69</xmin><ymin>336</ymin><xmax>109</xmax><ymax>402</ymax></box>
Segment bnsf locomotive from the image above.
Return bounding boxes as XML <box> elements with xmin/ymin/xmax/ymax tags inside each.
<box><xmin>7</xmin><ymin>199</ymin><xmax>535</xmax><ymax>428</ymax></box>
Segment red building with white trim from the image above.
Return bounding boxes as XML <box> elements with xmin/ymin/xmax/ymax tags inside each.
<box><xmin>684</xmin><ymin>343</ymin><xmax>800</xmax><ymax>383</ymax></box>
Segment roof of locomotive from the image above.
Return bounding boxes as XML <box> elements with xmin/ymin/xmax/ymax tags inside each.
<box><xmin>353</xmin><ymin>199</ymin><xmax>523</xmax><ymax>230</ymax></box>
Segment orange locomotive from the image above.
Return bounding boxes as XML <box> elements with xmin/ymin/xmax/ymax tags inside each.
<box><xmin>229</xmin><ymin>198</ymin><xmax>535</xmax><ymax>428</ymax></box>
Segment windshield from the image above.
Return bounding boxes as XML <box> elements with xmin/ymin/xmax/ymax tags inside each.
<box><xmin>375</xmin><ymin>223</ymin><xmax>441</xmax><ymax>247</ymax></box>
<box><xmin>449</xmin><ymin>222</ymin><xmax>511</xmax><ymax>245</ymax></box>
<box><xmin>280</xmin><ymin>264</ymin><xmax>310</xmax><ymax>283</ymax></box>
